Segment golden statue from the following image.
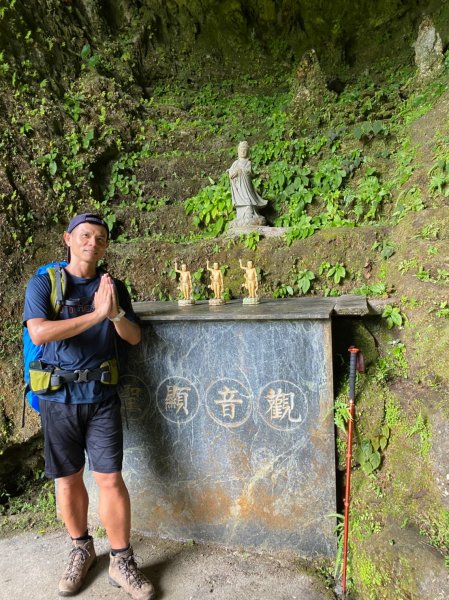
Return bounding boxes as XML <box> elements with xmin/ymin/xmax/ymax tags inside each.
<box><xmin>239</xmin><ymin>259</ymin><xmax>260</xmax><ymax>304</ymax></box>
<box><xmin>206</xmin><ymin>260</ymin><xmax>224</xmax><ymax>305</ymax></box>
<box><xmin>174</xmin><ymin>261</ymin><xmax>195</xmax><ymax>305</ymax></box>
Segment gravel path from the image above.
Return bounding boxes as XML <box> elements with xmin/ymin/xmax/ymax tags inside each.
<box><xmin>0</xmin><ymin>529</ymin><xmax>336</xmax><ymax>600</ymax></box>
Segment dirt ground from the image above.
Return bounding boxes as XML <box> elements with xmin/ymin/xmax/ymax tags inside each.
<box><xmin>0</xmin><ymin>528</ymin><xmax>336</xmax><ymax>600</ymax></box>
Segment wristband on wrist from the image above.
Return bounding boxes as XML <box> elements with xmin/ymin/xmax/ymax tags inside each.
<box><xmin>109</xmin><ymin>308</ymin><xmax>125</xmax><ymax>322</ymax></box>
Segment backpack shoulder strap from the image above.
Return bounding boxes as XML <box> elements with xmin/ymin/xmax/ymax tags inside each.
<box><xmin>46</xmin><ymin>264</ymin><xmax>67</xmax><ymax>317</ymax></box>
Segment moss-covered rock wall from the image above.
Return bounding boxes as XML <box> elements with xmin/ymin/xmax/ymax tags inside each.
<box><xmin>3</xmin><ymin>1</ymin><xmax>449</xmax><ymax>598</ymax></box>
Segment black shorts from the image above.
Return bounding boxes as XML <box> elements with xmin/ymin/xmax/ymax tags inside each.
<box><xmin>39</xmin><ymin>395</ymin><xmax>123</xmax><ymax>479</ymax></box>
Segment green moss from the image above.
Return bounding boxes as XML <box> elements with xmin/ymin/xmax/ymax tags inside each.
<box><xmin>355</xmin><ymin>552</ymin><xmax>386</xmax><ymax>593</ymax></box>
<box><xmin>384</xmin><ymin>392</ymin><xmax>402</xmax><ymax>429</ymax></box>
<box><xmin>3</xmin><ymin>4</ymin><xmax>449</xmax><ymax>595</ymax></box>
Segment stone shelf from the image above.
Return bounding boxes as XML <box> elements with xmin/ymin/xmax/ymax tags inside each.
<box><xmin>132</xmin><ymin>294</ymin><xmax>371</xmax><ymax>321</ymax></box>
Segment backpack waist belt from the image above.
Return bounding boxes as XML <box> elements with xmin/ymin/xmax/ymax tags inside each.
<box><xmin>28</xmin><ymin>358</ymin><xmax>119</xmax><ymax>395</ymax></box>
<box><xmin>51</xmin><ymin>366</ymin><xmax>112</xmax><ymax>385</ymax></box>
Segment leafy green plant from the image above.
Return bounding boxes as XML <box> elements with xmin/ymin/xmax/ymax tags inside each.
<box><xmin>150</xmin><ymin>284</ymin><xmax>173</xmax><ymax>301</ymax></box>
<box><xmin>284</xmin><ymin>215</ymin><xmax>318</xmax><ymax>245</ymax></box>
<box><xmin>312</xmin><ymin>156</ymin><xmax>347</xmax><ymax>194</ymax></box>
<box><xmin>0</xmin><ymin>51</ymin><xmax>10</xmax><ymax>76</ymax></box>
<box><xmin>420</xmin><ymin>510</ymin><xmax>449</xmax><ymax>554</ymax></box>
<box><xmin>323</xmin><ymin>287</ymin><xmax>341</xmax><ymax>297</ymax></box>
<box><xmin>392</xmin><ymin>186</ymin><xmax>425</xmax><ymax>221</ymax></box>
<box><xmin>19</xmin><ymin>122</ymin><xmax>33</xmax><ymax>135</ymax></box>
<box><xmin>371</xmin><ymin>426</ymin><xmax>391</xmax><ymax>453</ymax></box>
<box><xmin>36</xmin><ymin>145</ymin><xmax>59</xmax><ymax>176</ymax></box>
<box><xmin>319</xmin><ymin>261</ymin><xmax>347</xmax><ymax>284</ymax></box>
<box><xmin>430</xmin><ymin>301</ymin><xmax>449</xmax><ymax>318</ymax></box>
<box><xmin>294</xmin><ymin>269</ymin><xmax>315</xmax><ymax>295</ymax></box>
<box><xmin>415</xmin><ymin>266</ymin><xmax>432</xmax><ymax>282</ymax></box>
<box><xmin>329</xmin><ymin>513</ymin><xmax>345</xmax><ymax>581</ymax></box>
<box><xmin>333</xmin><ymin>393</ymin><xmax>351</xmax><ymax>431</ymax></box>
<box><xmin>103</xmin><ymin>152</ymin><xmax>145</xmax><ymax>203</ymax></box>
<box><xmin>352</xmin><ymin>169</ymin><xmax>389</xmax><ymax>222</ymax></box>
<box><xmin>400</xmin><ymin>295</ymin><xmax>420</xmax><ymax>309</ymax></box>
<box><xmin>191</xmin><ymin>268</ymin><xmax>209</xmax><ymax>300</ymax></box>
<box><xmin>95</xmin><ymin>525</ymin><xmax>107</xmax><ymax>538</ymax></box>
<box><xmin>429</xmin><ymin>158</ymin><xmax>449</xmax><ymax>197</ymax></box>
<box><xmin>80</xmin><ymin>43</ymin><xmax>98</xmax><ymax>69</ymax></box>
<box><xmin>185</xmin><ymin>175</ymin><xmax>234</xmax><ymax>236</ymax></box>
<box><xmin>272</xmin><ymin>281</ymin><xmax>294</xmax><ymax>298</ymax></box>
<box><xmin>0</xmin><ymin>475</ymin><xmax>58</xmax><ymax>531</ymax></box>
<box><xmin>437</xmin><ymin>269</ymin><xmax>449</xmax><ymax>281</ymax></box>
<box><xmin>356</xmin><ymin>439</ymin><xmax>381</xmax><ymax>475</ymax></box>
<box><xmin>123</xmin><ymin>277</ymin><xmax>137</xmax><ymax>301</ymax></box>
<box><xmin>408</xmin><ymin>412</ymin><xmax>432</xmax><ymax>457</ymax></box>
<box><xmin>64</xmin><ymin>89</ymin><xmax>84</xmax><ymax>122</ymax></box>
<box><xmin>372</xmin><ymin>239</ymin><xmax>396</xmax><ymax>260</ymax></box>
<box><xmin>398</xmin><ymin>79</ymin><xmax>447</xmax><ymax>125</ymax></box>
<box><xmin>241</xmin><ymin>231</ymin><xmax>260</xmax><ymax>251</ymax></box>
<box><xmin>353</xmin><ymin>120</ymin><xmax>388</xmax><ymax>141</ymax></box>
<box><xmin>398</xmin><ymin>258</ymin><xmax>419</xmax><ymax>275</ymax></box>
<box><xmin>375</xmin><ymin>341</ymin><xmax>408</xmax><ymax>382</ymax></box>
<box><xmin>318</xmin><ymin>261</ymin><xmax>331</xmax><ymax>275</ymax></box>
<box><xmin>384</xmin><ymin>394</ymin><xmax>402</xmax><ymax>429</ymax></box>
<box><xmin>222</xmin><ymin>287</ymin><xmax>232</xmax><ymax>301</ymax></box>
<box><xmin>355</xmin><ymin>428</ymin><xmax>390</xmax><ymax>475</ymax></box>
<box><xmin>382</xmin><ymin>304</ymin><xmax>405</xmax><ymax>329</ymax></box>
<box><xmin>416</xmin><ymin>223</ymin><xmax>440</xmax><ymax>240</ymax></box>
<box><xmin>352</xmin><ymin>282</ymin><xmax>387</xmax><ymax>297</ymax></box>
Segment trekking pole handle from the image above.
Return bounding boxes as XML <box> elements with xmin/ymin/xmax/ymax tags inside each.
<box><xmin>348</xmin><ymin>346</ymin><xmax>359</xmax><ymax>401</ymax></box>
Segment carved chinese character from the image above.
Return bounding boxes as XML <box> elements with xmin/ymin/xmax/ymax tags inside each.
<box><xmin>265</xmin><ymin>388</ymin><xmax>302</xmax><ymax>424</ymax></box>
<box><xmin>214</xmin><ymin>385</ymin><xmax>244</xmax><ymax>420</ymax></box>
<box><xmin>164</xmin><ymin>385</ymin><xmax>191</xmax><ymax>416</ymax></box>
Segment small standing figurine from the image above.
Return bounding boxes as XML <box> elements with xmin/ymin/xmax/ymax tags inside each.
<box><xmin>174</xmin><ymin>261</ymin><xmax>195</xmax><ymax>305</ymax></box>
<box><xmin>239</xmin><ymin>259</ymin><xmax>260</xmax><ymax>304</ymax></box>
<box><xmin>206</xmin><ymin>260</ymin><xmax>224</xmax><ymax>305</ymax></box>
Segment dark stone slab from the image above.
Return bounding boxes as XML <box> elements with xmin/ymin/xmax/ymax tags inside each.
<box><xmin>333</xmin><ymin>294</ymin><xmax>370</xmax><ymax>316</ymax></box>
<box><xmin>132</xmin><ymin>295</ymin><xmax>370</xmax><ymax>321</ymax></box>
<box><xmin>133</xmin><ymin>297</ymin><xmax>336</xmax><ymax>321</ymax></box>
<box><xmin>87</xmin><ymin>312</ymin><xmax>338</xmax><ymax>558</ymax></box>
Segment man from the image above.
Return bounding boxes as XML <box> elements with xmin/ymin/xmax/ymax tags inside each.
<box><xmin>23</xmin><ymin>214</ymin><xmax>155</xmax><ymax>600</ymax></box>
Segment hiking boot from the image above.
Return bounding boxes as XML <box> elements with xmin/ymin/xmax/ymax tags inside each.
<box><xmin>58</xmin><ymin>537</ymin><xmax>97</xmax><ymax>596</ymax></box>
<box><xmin>109</xmin><ymin>546</ymin><xmax>155</xmax><ymax>600</ymax></box>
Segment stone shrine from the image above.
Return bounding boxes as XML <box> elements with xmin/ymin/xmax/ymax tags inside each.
<box><xmin>85</xmin><ymin>296</ymin><xmax>372</xmax><ymax>558</ymax></box>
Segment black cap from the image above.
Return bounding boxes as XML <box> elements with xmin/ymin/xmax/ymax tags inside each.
<box><xmin>67</xmin><ymin>213</ymin><xmax>109</xmax><ymax>238</ymax></box>
<box><xmin>66</xmin><ymin>213</ymin><xmax>109</xmax><ymax>262</ymax></box>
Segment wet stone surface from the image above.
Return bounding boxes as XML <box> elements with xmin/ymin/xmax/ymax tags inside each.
<box><xmin>88</xmin><ymin>299</ymin><xmax>338</xmax><ymax>558</ymax></box>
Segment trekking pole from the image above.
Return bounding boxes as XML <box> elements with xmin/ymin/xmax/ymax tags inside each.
<box><xmin>341</xmin><ymin>346</ymin><xmax>364</xmax><ymax>595</ymax></box>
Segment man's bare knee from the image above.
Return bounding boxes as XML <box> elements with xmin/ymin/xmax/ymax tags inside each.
<box><xmin>57</xmin><ymin>468</ymin><xmax>85</xmax><ymax>491</ymax></box>
<box><xmin>93</xmin><ymin>471</ymin><xmax>126</xmax><ymax>491</ymax></box>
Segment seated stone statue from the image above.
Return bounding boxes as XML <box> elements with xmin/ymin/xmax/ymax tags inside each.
<box><xmin>228</xmin><ymin>141</ymin><xmax>267</xmax><ymax>226</ymax></box>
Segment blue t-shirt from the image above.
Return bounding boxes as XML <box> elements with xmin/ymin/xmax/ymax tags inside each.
<box><xmin>23</xmin><ymin>269</ymin><xmax>138</xmax><ymax>404</ymax></box>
